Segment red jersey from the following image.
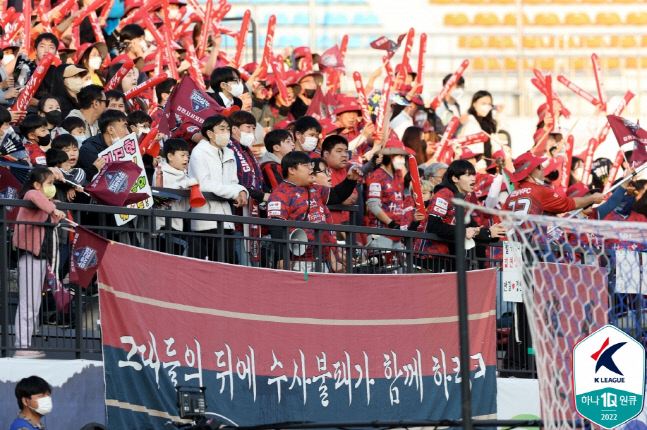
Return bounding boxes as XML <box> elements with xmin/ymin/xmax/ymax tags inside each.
<box><xmin>603</xmin><ymin>210</ymin><xmax>647</xmax><ymax>251</ymax></box>
<box><xmin>329</xmin><ymin>167</ymin><xmax>356</xmax><ymax>224</ymax></box>
<box><xmin>365</xmin><ymin>167</ymin><xmax>404</xmax><ymax>229</ymax></box>
<box><xmin>25</xmin><ymin>142</ymin><xmax>46</xmax><ymax>166</ymax></box>
<box><xmin>426</xmin><ymin>187</ymin><xmax>459</xmax><ymax>255</ymax></box>
<box><xmin>502</xmin><ymin>181</ymin><xmax>576</xmax><ymax>217</ymax></box>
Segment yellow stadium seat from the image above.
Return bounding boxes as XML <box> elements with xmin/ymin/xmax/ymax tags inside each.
<box><xmin>492</xmin><ymin>0</ymin><xmax>514</xmax><ymax>4</ymax></box>
<box><xmin>523</xmin><ymin>0</ymin><xmax>546</xmax><ymax>4</ymax></box>
<box><xmin>621</xmin><ymin>35</ymin><xmax>638</xmax><ymax>47</ymax></box>
<box><xmin>461</xmin><ymin>0</ymin><xmax>486</xmax><ymax>4</ymax></box>
<box><xmin>583</xmin><ymin>0</ymin><xmax>606</xmax><ymax>3</ymax></box>
<box><xmin>601</xmin><ymin>57</ymin><xmax>620</xmax><ymax>69</ymax></box>
<box><xmin>487</xmin><ymin>58</ymin><xmax>502</xmax><ymax>69</ymax></box>
<box><xmin>539</xmin><ymin>36</ymin><xmax>556</xmax><ymax>47</ymax></box>
<box><xmin>472</xmin><ymin>58</ymin><xmax>486</xmax><ymax>70</ymax></box>
<box><xmin>474</xmin><ymin>13</ymin><xmax>500</xmax><ymax>25</ymax></box>
<box><xmin>503</xmin><ymin>13</ymin><xmax>530</xmax><ymax>25</ymax></box>
<box><xmin>569</xmin><ymin>57</ymin><xmax>587</xmax><ymax>70</ymax></box>
<box><xmin>444</xmin><ymin>13</ymin><xmax>469</xmax><ymax>25</ymax></box>
<box><xmin>468</xmin><ymin>36</ymin><xmax>485</xmax><ymax>48</ymax></box>
<box><xmin>504</xmin><ymin>57</ymin><xmax>518</xmax><ymax>70</ymax></box>
<box><xmin>626</xmin><ymin>58</ymin><xmax>647</xmax><ymax>68</ymax></box>
<box><xmin>522</xmin><ymin>36</ymin><xmax>539</xmax><ymax>48</ymax></box>
<box><xmin>595</xmin><ymin>12</ymin><xmax>621</xmax><ymax>24</ymax></box>
<box><xmin>627</xmin><ymin>12</ymin><xmax>647</xmax><ymax>24</ymax></box>
<box><xmin>565</xmin><ymin>13</ymin><xmax>592</xmax><ymax>25</ymax></box>
<box><xmin>551</xmin><ymin>0</ymin><xmax>576</xmax><ymax>4</ymax></box>
<box><xmin>642</xmin><ymin>35</ymin><xmax>647</xmax><ymax>47</ymax></box>
<box><xmin>487</xmin><ymin>36</ymin><xmax>515</xmax><ymax>48</ymax></box>
<box><xmin>534</xmin><ymin>13</ymin><xmax>560</xmax><ymax>25</ymax></box>
<box><xmin>583</xmin><ymin>36</ymin><xmax>604</xmax><ymax>47</ymax></box>
<box><xmin>431</xmin><ymin>0</ymin><xmax>457</xmax><ymax>3</ymax></box>
<box><xmin>613</xmin><ymin>0</ymin><xmax>636</xmax><ymax>3</ymax></box>
<box><xmin>535</xmin><ymin>58</ymin><xmax>555</xmax><ymax>70</ymax></box>
<box><xmin>458</xmin><ymin>36</ymin><xmax>468</xmax><ymax>48</ymax></box>
<box><xmin>472</xmin><ymin>58</ymin><xmax>502</xmax><ymax>70</ymax></box>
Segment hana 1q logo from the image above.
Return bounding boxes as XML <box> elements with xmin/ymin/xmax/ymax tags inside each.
<box><xmin>573</xmin><ymin>325</ymin><xmax>645</xmax><ymax>429</ymax></box>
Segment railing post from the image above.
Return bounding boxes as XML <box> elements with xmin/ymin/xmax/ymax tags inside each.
<box><xmin>347</xmin><ymin>231</ymin><xmax>355</xmax><ymax>274</ymax></box>
<box><xmin>0</xmin><ymin>204</ymin><xmax>9</xmax><ymax>357</ymax></box>
<box><xmin>314</xmin><ymin>229</ymin><xmax>322</xmax><ymax>273</ymax></box>
<box><xmin>454</xmin><ymin>204</ymin><xmax>473</xmax><ymax>430</ymax></box>
<box><xmin>217</xmin><ymin>221</ymin><xmax>225</xmax><ymax>263</ymax></box>
<box><xmin>282</xmin><ymin>226</ymin><xmax>291</xmax><ymax>271</ymax></box>
<box><xmin>405</xmin><ymin>236</ymin><xmax>414</xmax><ymax>274</ymax></box>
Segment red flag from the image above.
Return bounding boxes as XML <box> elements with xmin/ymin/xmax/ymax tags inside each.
<box><xmin>369</xmin><ymin>34</ymin><xmax>406</xmax><ymax>60</ymax></box>
<box><xmin>607</xmin><ymin>115</ymin><xmax>647</xmax><ymax>167</ymax></box>
<box><xmin>318</xmin><ymin>45</ymin><xmax>345</xmax><ymax>73</ymax></box>
<box><xmin>0</xmin><ymin>166</ymin><xmax>21</xmax><ymax>221</ymax></box>
<box><xmin>305</xmin><ymin>87</ymin><xmax>336</xmax><ymax>120</ymax></box>
<box><xmin>70</xmin><ymin>226</ymin><xmax>110</xmax><ymax>288</ymax></box>
<box><xmin>45</xmin><ymin>262</ymin><xmax>72</xmax><ymax>313</ymax></box>
<box><xmin>159</xmin><ymin>76</ymin><xmax>223</xmax><ymax>136</ymax></box>
<box><xmin>85</xmin><ymin>161</ymin><xmax>147</xmax><ymax>206</ymax></box>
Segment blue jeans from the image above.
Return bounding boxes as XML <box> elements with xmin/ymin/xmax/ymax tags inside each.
<box><xmin>234</xmin><ymin>230</ymin><xmax>259</xmax><ymax>267</ymax></box>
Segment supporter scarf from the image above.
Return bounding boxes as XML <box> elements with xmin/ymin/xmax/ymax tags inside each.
<box><xmin>229</xmin><ymin>139</ymin><xmax>262</xmax><ymax>191</ymax></box>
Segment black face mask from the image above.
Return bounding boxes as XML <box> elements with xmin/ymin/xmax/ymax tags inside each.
<box><xmin>44</xmin><ymin>110</ymin><xmax>62</xmax><ymax>127</ymax></box>
<box><xmin>305</xmin><ymin>89</ymin><xmax>316</xmax><ymax>99</ymax></box>
<box><xmin>37</xmin><ymin>133</ymin><xmax>51</xmax><ymax>147</ymax></box>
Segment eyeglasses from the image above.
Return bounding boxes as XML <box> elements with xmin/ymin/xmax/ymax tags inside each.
<box><xmin>227</xmin><ymin>79</ymin><xmax>242</xmax><ymax>85</ymax></box>
<box><xmin>299</xmin><ymin>162</ymin><xmax>315</xmax><ymax>170</ymax></box>
<box><xmin>98</xmin><ymin>99</ymin><xmax>109</xmax><ymax>106</ymax></box>
<box><xmin>314</xmin><ymin>168</ymin><xmax>332</xmax><ymax>176</ymax></box>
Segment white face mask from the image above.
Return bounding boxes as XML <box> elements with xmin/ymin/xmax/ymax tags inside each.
<box><xmin>451</xmin><ymin>87</ymin><xmax>465</xmax><ymax>101</ymax></box>
<box><xmin>228</xmin><ymin>81</ymin><xmax>244</xmax><ymax>98</ymax></box>
<box><xmin>214</xmin><ymin>133</ymin><xmax>230</xmax><ymax>148</ymax></box>
<box><xmin>2</xmin><ymin>54</ymin><xmax>15</xmax><ymax>66</ymax></box>
<box><xmin>89</xmin><ymin>57</ymin><xmax>102</xmax><ymax>70</ymax></box>
<box><xmin>301</xmin><ymin>136</ymin><xmax>318</xmax><ymax>152</ymax></box>
<box><xmin>110</xmin><ymin>133</ymin><xmax>120</xmax><ymax>145</ymax></box>
<box><xmin>28</xmin><ymin>396</ymin><xmax>53</xmax><ymax>416</ymax></box>
<box><xmin>168</xmin><ymin>9</ymin><xmax>181</xmax><ymax>19</ymax></box>
<box><xmin>475</xmin><ymin>159</ymin><xmax>487</xmax><ymax>171</ymax></box>
<box><xmin>75</xmin><ymin>135</ymin><xmax>85</xmax><ymax>146</ymax></box>
<box><xmin>392</xmin><ymin>156</ymin><xmax>406</xmax><ymax>170</ymax></box>
<box><xmin>239</xmin><ymin>131</ymin><xmax>255</xmax><ymax>147</ymax></box>
<box><xmin>82</xmin><ymin>79</ymin><xmax>93</xmax><ymax>87</ymax></box>
<box><xmin>475</xmin><ymin>104</ymin><xmax>493</xmax><ymax>117</ymax></box>
<box><xmin>139</xmin><ymin>40</ymin><xmax>148</xmax><ymax>55</ymax></box>
<box><xmin>65</xmin><ymin>76</ymin><xmax>84</xmax><ymax>94</ymax></box>
<box><xmin>144</xmin><ymin>30</ymin><xmax>155</xmax><ymax>43</ymax></box>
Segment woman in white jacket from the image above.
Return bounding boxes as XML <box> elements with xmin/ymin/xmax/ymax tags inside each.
<box><xmin>188</xmin><ymin>115</ymin><xmax>248</xmax><ymax>263</ymax></box>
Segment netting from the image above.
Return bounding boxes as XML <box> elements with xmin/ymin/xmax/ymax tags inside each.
<box><xmin>455</xmin><ymin>199</ymin><xmax>647</xmax><ymax>430</ymax></box>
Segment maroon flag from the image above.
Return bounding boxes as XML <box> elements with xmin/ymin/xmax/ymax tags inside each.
<box><xmin>318</xmin><ymin>45</ymin><xmax>345</xmax><ymax>73</ymax></box>
<box><xmin>70</xmin><ymin>226</ymin><xmax>110</xmax><ymax>289</ymax></box>
<box><xmin>85</xmin><ymin>161</ymin><xmax>149</xmax><ymax>206</ymax></box>
<box><xmin>305</xmin><ymin>87</ymin><xmax>337</xmax><ymax>120</ymax></box>
<box><xmin>607</xmin><ymin>115</ymin><xmax>647</xmax><ymax>166</ymax></box>
<box><xmin>0</xmin><ymin>166</ymin><xmax>21</xmax><ymax>221</ymax></box>
<box><xmin>369</xmin><ymin>33</ymin><xmax>407</xmax><ymax>60</ymax></box>
<box><xmin>159</xmin><ymin>75</ymin><xmax>223</xmax><ymax>136</ymax></box>
<box><xmin>44</xmin><ymin>262</ymin><xmax>72</xmax><ymax>313</ymax></box>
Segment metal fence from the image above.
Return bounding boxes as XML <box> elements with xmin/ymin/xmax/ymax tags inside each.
<box><xmin>0</xmin><ymin>196</ymin><xmax>542</xmax><ymax>376</ymax></box>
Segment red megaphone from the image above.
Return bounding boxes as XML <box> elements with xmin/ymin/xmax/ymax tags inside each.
<box><xmin>189</xmin><ymin>184</ymin><xmax>206</xmax><ymax>208</ymax></box>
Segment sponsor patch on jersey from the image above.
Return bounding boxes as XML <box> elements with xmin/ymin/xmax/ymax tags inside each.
<box><xmin>268</xmin><ymin>202</ymin><xmax>281</xmax><ymax>210</ymax></box>
<box><xmin>369</xmin><ymin>183</ymin><xmax>381</xmax><ymax>191</ymax></box>
<box><xmin>434</xmin><ymin>206</ymin><xmax>447</xmax><ymax>215</ymax></box>
<box><xmin>435</xmin><ymin>197</ymin><xmax>448</xmax><ymax>209</ymax></box>
<box><xmin>187</xmin><ymin>126</ymin><xmax>200</xmax><ymax>133</ymax></box>
<box><xmin>268</xmin><ymin>210</ymin><xmax>281</xmax><ymax>216</ymax></box>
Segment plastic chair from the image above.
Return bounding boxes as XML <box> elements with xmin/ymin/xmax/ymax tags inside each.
<box><xmin>613</xmin><ymin>0</ymin><xmax>637</xmax><ymax>3</ymax></box>
<box><xmin>522</xmin><ymin>36</ymin><xmax>539</xmax><ymax>48</ymax></box>
<box><xmin>523</xmin><ymin>0</ymin><xmax>545</xmax><ymax>4</ymax></box>
<box><xmin>504</xmin><ymin>57</ymin><xmax>518</xmax><ymax>70</ymax></box>
<box><xmin>503</xmin><ymin>12</ymin><xmax>529</xmax><ymax>25</ymax></box>
<box><xmin>627</xmin><ymin>12</ymin><xmax>647</xmax><ymax>25</ymax></box>
<box><xmin>569</xmin><ymin>57</ymin><xmax>586</xmax><ymax>70</ymax></box>
<box><xmin>353</xmin><ymin>13</ymin><xmax>380</xmax><ymax>25</ymax></box>
<box><xmin>274</xmin><ymin>13</ymin><xmax>290</xmax><ymax>25</ymax></box>
<box><xmin>565</xmin><ymin>13</ymin><xmax>592</xmax><ymax>25</ymax></box>
<box><xmin>492</xmin><ymin>0</ymin><xmax>514</xmax><ymax>4</ymax></box>
<box><xmin>583</xmin><ymin>0</ymin><xmax>606</xmax><ymax>3</ymax></box>
<box><xmin>535</xmin><ymin>58</ymin><xmax>555</xmax><ymax>70</ymax></box>
<box><xmin>626</xmin><ymin>58</ymin><xmax>647</xmax><ymax>68</ymax></box>
<box><xmin>474</xmin><ymin>13</ymin><xmax>500</xmax><ymax>25</ymax></box>
<box><xmin>461</xmin><ymin>0</ymin><xmax>485</xmax><ymax>4</ymax></box>
<box><xmin>620</xmin><ymin>35</ymin><xmax>637</xmax><ymax>47</ymax></box>
<box><xmin>348</xmin><ymin>35</ymin><xmax>362</xmax><ymax>48</ymax></box>
<box><xmin>601</xmin><ymin>57</ymin><xmax>620</xmax><ymax>69</ymax></box>
<box><xmin>582</xmin><ymin>36</ymin><xmax>604</xmax><ymax>47</ymax></box>
<box><xmin>534</xmin><ymin>13</ymin><xmax>560</xmax><ymax>25</ymax></box>
<box><xmin>472</xmin><ymin>58</ymin><xmax>486</xmax><ymax>70</ymax></box>
<box><xmin>468</xmin><ymin>36</ymin><xmax>485</xmax><ymax>48</ymax></box>
<box><xmin>292</xmin><ymin>13</ymin><xmax>310</xmax><ymax>25</ymax></box>
<box><xmin>551</xmin><ymin>0</ymin><xmax>576</xmax><ymax>4</ymax></box>
<box><xmin>321</xmin><ymin>13</ymin><xmax>349</xmax><ymax>26</ymax></box>
<box><xmin>458</xmin><ymin>36</ymin><xmax>468</xmax><ymax>48</ymax></box>
<box><xmin>595</xmin><ymin>12</ymin><xmax>621</xmax><ymax>25</ymax></box>
<box><xmin>444</xmin><ymin>13</ymin><xmax>469</xmax><ymax>25</ymax></box>
<box><xmin>487</xmin><ymin>36</ymin><xmax>515</xmax><ymax>48</ymax></box>
<box><xmin>431</xmin><ymin>0</ymin><xmax>458</xmax><ymax>3</ymax></box>
<box><xmin>642</xmin><ymin>35</ymin><xmax>647</xmax><ymax>47</ymax></box>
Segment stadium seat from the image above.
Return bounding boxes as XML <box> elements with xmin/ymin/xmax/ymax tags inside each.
<box><xmin>595</xmin><ymin>12</ymin><xmax>621</xmax><ymax>25</ymax></box>
<box><xmin>353</xmin><ymin>13</ymin><xmax>380</xmax><ymax>25</ymax></box>
<box><xmin>535</xmin><ymin>58</ymin><xmax>555</xmax><ymax>70</ymax></box>
<box><xmin>504</xmin><ymin>57</ymin><xmax>518</xmax><ymax>70</ymax></box>
<box><xmin>523</xmin><ymin>0</ymin><xmax>546</xmax><ymax>4</ymax></box>
<box><xmin>642</xmin><ymin>35</ymin><xmax>647</xmax><ymax>46</ymax></box>
<box><xmin>431</xmin><ymin>0</ymin><xmax>458</xmax><ymax>4</ymax></box>
<box><xmin>472</xmin><ymin>58</ymin><xmax>501</xmax><ymax>70</ymax></box>
<box><xmin>444</xmin><ymin>13</ymin><xmax>469</xmax><ymax>25</ymax></box>
<box><xmin>487</xmin><ymin>36</ymin><xmax>515</xmax><ymax>48</ymax></box>
<box><xmin>627</xmin><ymin>12</ymin><xmax>647</xmax><ymax>24</ymax></box>
<box><xmin>292</xmin><ymin>13</ymin><xmax>309</xmax><ymax>25</ymax></box>
<box><xmin>461</xmin><ymin>0</ymin><xmax>486</xmax><ymax>4</ymax></box>
<box><xmin>464</xmin><ymin>36</ymin><xmax>485</xmax><ymax>48</ymax></box>
<box><xmin>569</xmin><ymin>57</ymin><xmax>586</xmax><ymax>70</ymax></box>
<box><xmin>492</xmin><ymin>0</ymin><xmax>514</xmax><ymax>4</ymax></box>
<box><xmin>347</xmin><ymin>35</ymin><xmax>362</xmax><ymax>48</ymax></box>
<box><xmin>565</xmin><ymin>13</ymin><xmax>592</xmax><ymax>25</ymax></box>
<box><xmin>522</xmin><ymin>36</ymin><xmax>539</xmax><ymax>48</ymax></box>
<box><xmin>626</xmin><ymin>58</ymin><xmax>647</xmax><ymax>68</ymax></box>
<box><xmin>551</xmin><ymin>0</ymin><xmax>576</xmax><ymax>4</ymax></box>
<box><xmin>534</xmin><ymin>13</ymin><xmax>560</xmax><ymax>25</ymax></box>
<box><xmin>610</xmin><ymin>35</ymin><xmax>637</xmax><ymax>47</ymax></box>
<box><xmin>582</xmin><ymin>36</ymin><xmax>604</xmax><ymax>47</ymax></box>
<box><xmin>601</xmin><ymin>57</ymin><xmax>620</xmax><ymax>69</ymax></box>
<box><xmin>503</xmin><ymin>13</ymin><xmax>530</xmax><ymax>25</ymax></box>
<box><xmin>321</xmin><ymin>13</ymin><xmax>349</xmax><ymax>26</ymax></box>
<box><xmin>583</xmin><ymin>0</ymin><xmax>606</xmax><ymax>3</ymax></box>
<box><xmin>283</xmin><ymin>0</ymin><xmax>307</xmax><ymax>3</ymax></box>
<box><xmin>344</xmin><ymin>0</ymin><xmax>368</xmax><ymax>3</ymax></box>
<box><xmin>275</xmin><ymin>13</ymin><xmax>291</xmax><ymax>25</ymax></box>
<box><xmin>473</xmin><ymin>13</ymin><xmax>500</xmax><ymax>25</ymax></box>
<box><xmin>316</xmin><ymin>35</ymin><xmax>334</xmax><ymax>48</ymax></box>
<box><xmin>613</xmin><ymin>0</ymin><xmax>637</xmax><ymax>3</ymax></box>
<box><xmin>539</xmin><ymin>36</ymin><xmax>556</xmax><ymax>48</ymax></box>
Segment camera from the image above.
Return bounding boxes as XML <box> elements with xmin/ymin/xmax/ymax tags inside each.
<box><xmin>177</xmin><ymin>386</ymin><xmax>206</xmax><ymax>420</ymax></box>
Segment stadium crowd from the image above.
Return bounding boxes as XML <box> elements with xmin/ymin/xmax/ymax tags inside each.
<box><xmin>2</xmin><ymin>0</ymin><xmax>647</xmax><ymax>358</ymax></box>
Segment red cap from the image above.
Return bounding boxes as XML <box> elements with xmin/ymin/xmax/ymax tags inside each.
<box><xmin>543</xmin><ymin>157</ymin><xmax>563</xmax><ymax>176</ymax></box>
<box><xmin>487</xmin><ymin>149</ymin><xmax>506</xmax><ymax>170</ymax></box>
<box><xmin>293</xmin><ymin>46</ymin><xmax>311</xmax><ymax>59</ymax></box>
<box><xmin>124</xmin><ymin>0</ymin><xmax>144</xmax><ymax>15</ymax></box>
<box><xmin>111</xmin><ymin>54</ymin><xmax>144</xmax><ymax>71</ymax></box>
<box><xmin>274</xmin><ymin>119</ymin><xmax>293</xmax><ymax>130</ymax></box>
<box><xmin>74</xmin><ymin>42</ymin><xmax>108</xmax><ymax>64</ymax></box>
<box><xmin>319</xmin><ymin>118</ymin><xmax>343</xmax><ymax>136</ymax></box>
<box><xmin>141</xmin><ymin>52</ymin><xmax>174</xmax><ymax>73</ymax></box>
<box><xmin>382</xmin><ymin>137</ymin><xmax>409</xmax><ymax>155</ymax></box>
<box><xmin>395</xmin><ymin>63</ymin><xmax>415</xmax><ymax>76</ymax></box>
<box><xmin>566</xmin><ymin>183</ymin><xmax>591</xmax><ymax>198</ymax></box>
<box><xmin>333</xmin><ymin>97</ymin><xmax>361</xmax><ymax>116</ymax></box>
<box><xmin>0</xmin><ymin>42</ymin><xmax>19</xmax><ymax>52</ymax></box>
<box><xmin>510</xmin><ymin>152</ymin><xmax>547</xmax><ymax>182</ymax></box>
<box><xmin>242</xmin><ymin>62</ymin><xmax>258</xmax><ymax>74</ymax></box>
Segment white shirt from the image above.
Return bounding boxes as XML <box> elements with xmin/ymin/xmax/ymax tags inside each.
<box><xmin>219</xmin><ymin>92</ymin><xmax>234</xmax><ymax>108</ymax></box>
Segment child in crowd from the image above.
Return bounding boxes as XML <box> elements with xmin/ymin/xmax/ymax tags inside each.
<box><xmin>57</xmin><ymin>116</ymin><xmax>87</xmax><ymax>146</ymax></box>
<box><xmin>19</xmin><ymin>115</ymin><xmax>51</xmax><ymax>166</ymax></box>
<box><xmin>13</xmin><ymin>167</ymin><xmax>66</xmax><ymax>358</ymax></box>
<box><xmin>50</xmin><ymin>134</ymin><xmax>106</xmax><ymax>202</ymax></box>
<box><xmin>156</xmin><ymin>138</ymin><xmax>198</xmax><ymax>256</ymax></box>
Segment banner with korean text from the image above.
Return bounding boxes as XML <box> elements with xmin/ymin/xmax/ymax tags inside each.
<box><xmin>98</xmin><ymin>243</ymin><xmax>498</xmax><ymax>428</ymax></box>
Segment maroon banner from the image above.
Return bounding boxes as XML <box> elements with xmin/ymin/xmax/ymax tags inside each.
<box><xmin>369</xmin><ymin>33</ymin><xmax>407</xmax><ymax>60</ymax></box>
<box><xmin>70</xmin><ymin>225</ymin><xmax>110</xmax><ymax>288</ymax></box>
<box><xmin>607</xmin><ymin>115</ymin><xmax>647</xmax><ymax>167</ymax></box>
<box><xmin>318</xmin><ymin>45</ymin><xmax>345</xmax><ymax>73</ymax></box>
<box><xmin>85</xmin><ymin>161</ymin><xmax>145</xmax><ymax>206</ymax></box>
<box><xmin>159</xmin><ymin>75</ymin><xmax>223</xmax><ymax>136</ymax></box>
<box><xmin>98</xmin><ymin>244</ymin><xmax>498</xmax><ymax>428</ymax></box>
<box><xmin>0</xmin><ymin>166</ymin><xmax>21</xmax><ymax>221</ymax></box>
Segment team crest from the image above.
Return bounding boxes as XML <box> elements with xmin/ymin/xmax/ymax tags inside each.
<box><xmin>0</xmin><ymin>186</ymin><xmax>17</xmax><ymax>210</ymax></box>
<box><xmin>105</xmin><ymin>170</ymin><xmax>129</xmax><ymax>194</ymax></box>
<box><xmin>73</xmin><ymin>246</ymin><xmax>98</xmax><ymax>271</ymax></box>
<box><xmin>621</xmin><ymin>118</ymin><xmax>640</xmax><ymax>135</ymax></box>
<box><xmin>190</xmin><ymin>90</ymin><xmax>210</xmax><ymax>113</ymax></box>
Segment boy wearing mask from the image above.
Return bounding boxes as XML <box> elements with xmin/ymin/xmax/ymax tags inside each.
<box><xmin>19</xmin><ymin>115</ymin><xmax>50</xmax><ymax>165</ymax></box>
<box><xmin>10</xmin><ymin>376</ymin><xmax>53</xmax><ymax>429</ymax></box>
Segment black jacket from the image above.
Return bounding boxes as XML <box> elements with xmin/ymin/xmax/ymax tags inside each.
<box><xmin>78</xmin><ymin>134</ymin><xmax>109</xmax><ymax>170</ymax></box>
<box><xmin>426</xmin><ymin>179</ymin><xmax>496</xmax><ymax>255</ymax></box>
<box><xmin>212</xmin><ymin>92</ymin><xmax>242</xmax><ymax>109</ymax></box>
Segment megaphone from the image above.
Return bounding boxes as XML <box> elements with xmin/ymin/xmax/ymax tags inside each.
<box><xmin>189</xmin><ymin>184</ymin><xmax>206</xmax><ymax>208</ymax></box>
<box><xmin>289</xmin><ymin>228</ymin><xmax>308</xmax><ymax>256</ymax></box>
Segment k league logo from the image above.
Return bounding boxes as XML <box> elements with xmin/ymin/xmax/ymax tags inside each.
<box><xmin>105</xmin><ymin>170</ymin><xmax>129</xmax><ymax>194</ymax></box>
<box><xmin>573</xmin><ymin>325</ymin><xmax>645</xmax><ymax>428</ymax></box>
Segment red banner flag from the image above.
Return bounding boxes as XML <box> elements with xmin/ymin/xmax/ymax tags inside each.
<box><xmin>369</xmin><ymin>33</ymin><xmax>407</xmax><ymax>60</ymax></box>
<box><xmin>70</xmin><ymin>225</ymin><xmax>110</xmax><ymax>288</ymax></box>
<box><xmin>305</xmin><ymin>87</ymin><xmax>336</xmax><ymax>120</ymax></box>
<box><xmin>158</xmin><ymin>75</ymin><xmax>223</xmax><ymax>136</ymax></box>
<box><xmin>607</xmin><ymin>115</ymin><xmax>647</xmax><ymax>167</ymax></box>
<box><xmin>318</xmin><ymin>45</ymin><xmax>345</xmax><ymax>73</ymax></box>
<box><xmin>0</xmin><ymin>166</ymin><xmax>21</xmax><ymax>221</ymax></box>
<box><xmin>45</xmin><ymin>262</ymin><xmax>72</xmax><ymax>312</ymax></box>
<box><xmin>85</xmin><ymin>161</ymin><xmax>148</xmax><ymax>206</ymax></box>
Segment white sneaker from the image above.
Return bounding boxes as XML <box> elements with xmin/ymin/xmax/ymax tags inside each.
<box><xmin>14</xmin><ymin>350</ymin><xmax>46</xmax><ymax>359</ymax></box>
